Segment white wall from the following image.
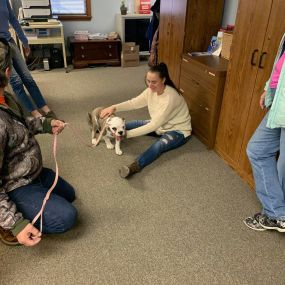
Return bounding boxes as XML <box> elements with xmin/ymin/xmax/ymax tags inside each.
<box><xmin>222</xmin><ymin>0</ymin><xmax>239</xmax><ymax>27</ymax></box>
<box><xmin>13</xmin><ymin>0</ymin><xmax>238</xmax><ymax>37</ymax></box>
<box><xmin>64</xmin><ymin>0</ymin><xmax>118</xmax><ymax>36</ymax></box>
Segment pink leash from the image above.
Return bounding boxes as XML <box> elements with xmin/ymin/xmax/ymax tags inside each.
<box><xmin>31</xmin><ymin>123</ymin><xmax>108</xmax><ymax>232</ymax></box>
<box><xmin>32</xmin><ymin>134</ymin><xmax>59</xmax><ymax>233</ymax></box>
<box><xmin>65</xmin><ymin>122</ymin><xmax>108</xmax><ymax>147</ymax></box>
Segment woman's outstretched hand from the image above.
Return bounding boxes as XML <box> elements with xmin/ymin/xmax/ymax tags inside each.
<box><xmin>100</xmin><ymin>106</ymin><xmax>116</xmax><ymax>118</ymax></box>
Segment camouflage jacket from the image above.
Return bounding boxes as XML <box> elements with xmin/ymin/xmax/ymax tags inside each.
<box><xmin>0</xmin><ymin>91</ymin><xmax>52</xmax><ymax>235</ymax></box>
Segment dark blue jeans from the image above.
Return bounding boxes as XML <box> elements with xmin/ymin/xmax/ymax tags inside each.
<box><xmin>8</xmin><ymin>168</ymin><xmax>77</xmax><ymax>234</ymax></box>
<box><xmin>126</xmin><ymin>120</ymin><xmax>191</xmax><ymax>169</ymax></box>
<box><xmin>9</xmin><ymin>39</ymin><xmax>47</xmax><ymax>113</ymax></box>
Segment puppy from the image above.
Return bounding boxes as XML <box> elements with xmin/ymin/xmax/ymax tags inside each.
<box><xmin>87</xmin><ymin>107</ymin><xmax>126</xmax><ymax>155</ymax></box>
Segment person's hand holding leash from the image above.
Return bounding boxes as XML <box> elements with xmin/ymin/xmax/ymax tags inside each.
<box><xmin>51</xmin><ymin>119</ymin><xmax>66</xmax><ymax>135</ymax></box>
<box><xmin>16</xmin><ymin>223</ymin><xmax>41</xmax><ymax>246</ymax></box>
<box><xmin>100</xmin><ymin>106</ymin><xmax>116</xmax><ymax>118</ymax></box>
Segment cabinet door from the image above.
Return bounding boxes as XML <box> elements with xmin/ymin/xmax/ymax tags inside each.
<box><xmin>215</xmin><ymin>0</ymin><xmax>272</xmax><ymax>166</ymax></box>
<box><xmin>158</xmin><ymin>0</ymin><xmax>187</xmax><ymax>87</ymax></box>
<box><xmin>158</xmin><ymin>0</ymin><xmax>173</xmax><ymax>67</ymax></box>
<box><xmin>238</xmin><ymin>0</ymin><xmax>285</xmax><ymax>186</ymax></box>
<box><xmin>167</xmin><ymin>0</ymin><xmax>187</xmax><ymax>86</ymax></box>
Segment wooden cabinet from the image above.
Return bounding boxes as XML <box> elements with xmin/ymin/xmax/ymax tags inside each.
<box><xmin>70</xmin><ymin>38</ymin><xmax>121</xmax><ymax>68</ymax></box>
<box><xmin>158</xmin><ymin>0</ymin><xmax>224</xmax><ymax>86</ymax></box>
<box><xmin>215</xmin><ymin>0</ymin><xmax>285</xmax><ymax>187</ymax></box>
<box><xmin>180</xmin><ymin>55</ymin><xmax>227</xmax><ymax>148</ymax></box>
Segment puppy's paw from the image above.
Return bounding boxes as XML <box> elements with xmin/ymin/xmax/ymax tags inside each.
<box><xmin>92</xmin><ymin>138</ymin><xmax>98</xmax><ymax>145</ymax></box>
<box><xmin>116</xmin><ymin>150</ymin><xmax>123</xmax><ymax>156</ymax></box>
<box><xmin>106</xmin><ymin>144</ymin><xmax>114</xmax><ymax>149</ymax></box>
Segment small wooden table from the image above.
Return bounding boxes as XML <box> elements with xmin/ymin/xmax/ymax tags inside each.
<box><xmin>70</xmin><ymin>37</ymin><xmax>121</xmax><ymax>68</ymax></box>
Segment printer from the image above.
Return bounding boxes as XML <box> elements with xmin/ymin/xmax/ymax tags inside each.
<box><xmin>21</xmin><ymin>0</ymin><xmax>51</xmax><ymax>19</ymax></box>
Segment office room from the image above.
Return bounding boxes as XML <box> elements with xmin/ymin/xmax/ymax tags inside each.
<box><xmin>1</xmin><ymin>0</ymin><xmax>285</xmax><ymax>284</ymax></box>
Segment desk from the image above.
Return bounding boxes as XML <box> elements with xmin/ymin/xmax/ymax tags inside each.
<box><xmin>19</xmin><ymin>21</ymin><xmax>67</xmax><ymax>71</ymax></box>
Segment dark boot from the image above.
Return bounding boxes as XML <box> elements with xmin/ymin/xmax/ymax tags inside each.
<box><xmin>119</xmin><ymin>161</ymin><xmax>141</xmax><ymax>178</ymax></box>
<box><xmin>0</xmin><ymin>227</ymin><xmax>20</xmax><ymax>246</ymax></box>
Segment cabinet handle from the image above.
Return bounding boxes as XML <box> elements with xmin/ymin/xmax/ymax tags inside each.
<box><xmin>258</xmin><ymin>52</ymin><xmax>267</xmax><ymax>69</ymax></box>
<box><xmin>109</xmin><ymin>53</ymin><xmax>112</xmax><ymax>57</ymax></box>
<box><xmin>179</xmin><ymin>88</ymin><xmax>184</xmax><ymax>93</ymax></box>
<box><xmin>109</xmin><ymin>45</ymin><xmax>112</xmax><ymax>48</ymax></box>
<box><xmin>81</xmin><ymin>54</ymin><xmax>85</xmax><ymax>58</ymax></box>
<box><xmin>167</xmin><ymin>22</ymin><xmax>171</xmax><ymax>35</ymax></box>
<box><xmin>81</xmin><ymin>46</ymin><xmax>85</xmax><ymax>50</ymax></box>
<box><xmin>205</xmin><ymin>107</ymin><xmax>209</xmax><ymax>111</ymax></box>
<box><xmin>251</xmin><ymin>49</ymin><xmax>259</xmax><ymax>66</ymax></box>
<box><xmin>208</xmin><ymin>72</ymin><xmax>215</xmax><ymax>77</ymax></box>
<box><xmin>192</xmin><ymin>79</ymin><xmax>199</xmax><ymax>86</ymax></box>
<box><xmin>182</xmin><ymin>58</ymin><xmax>188</xmax><ymax>63</ymax></box>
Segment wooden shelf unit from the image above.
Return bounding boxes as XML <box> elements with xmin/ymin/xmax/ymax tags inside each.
<box><xmin>179</xmin><ymin>55</ymin><xmax>228</xmax><ymax>148</ymax></box>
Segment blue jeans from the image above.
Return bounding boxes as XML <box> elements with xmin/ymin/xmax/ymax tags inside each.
<box><xmin>9</xmin><ymin>39</ymin><xmax>47</xmax><ymax>113</ymax></box>
<box><xmin>126</xmin><ymin>120</ymin><xmax>191</xmax><ymax>169</ymax></box>
<box><xmin>8</xmin><ymin>168</ymin><xmax>77</xmax><ymax>234</ymax></box>
<box><xmin>247</xmin><ymin>112</ymin><xmax>285</xmax><ymax>220</ymax></box>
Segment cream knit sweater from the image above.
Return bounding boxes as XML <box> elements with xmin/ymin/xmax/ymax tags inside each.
<box><xmin>114</xmin><ymin>86</ymin><xmax>192</xmax><ymax>138</ymax></box>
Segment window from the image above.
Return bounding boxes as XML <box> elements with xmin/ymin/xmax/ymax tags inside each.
<box><xmin>50</xmin><ymin>0</ymin><xmax>91</xmax><ymax>21</ymax></box>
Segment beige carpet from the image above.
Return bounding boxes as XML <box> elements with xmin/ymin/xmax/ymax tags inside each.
<box><xmin>1</xmin><ymin>63</ymin><xmax>284</xmax><ymax>285</ymax></box>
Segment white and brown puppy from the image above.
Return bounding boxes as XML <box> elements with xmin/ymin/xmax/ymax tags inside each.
<box><xmin>88</xmin><ymin>107</ymin><xmax>126</xmax><ymax>155</ymax></box>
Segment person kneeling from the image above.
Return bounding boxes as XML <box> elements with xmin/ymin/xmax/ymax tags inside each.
<box><xmin>0</xmin><ymin>39</ymin><xmax>77</xmax><ymax>246</ymax></box>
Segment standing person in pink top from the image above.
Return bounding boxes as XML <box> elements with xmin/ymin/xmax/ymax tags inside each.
<box><xmin>101</xmin><ymin>63</ymin><xmax>192</xmax><ymax>178</ymax></box>
<box><xmin>244</xmin><ymin>33</ymin><xmax>285</xmax><ymax>233</ymax></box>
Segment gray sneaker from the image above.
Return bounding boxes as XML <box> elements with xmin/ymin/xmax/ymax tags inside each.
<box><xmin>258</xmin><ymin>215</ymin><xmax>285</xmax><ymax>232</ymax></box>
<box><xmin>243</xmin><ymin>213</ymin><xmax>267</xmax><ymax>231</ymax></box>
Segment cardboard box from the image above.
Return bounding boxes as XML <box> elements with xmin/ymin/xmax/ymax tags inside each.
<box><xmin>121</xmin><ymin>42</ymin><xmax>140</xmax><ymax>67</ymax></box>
<box><xmin>221</xmin><ymin>32</ymin><xmax>233</xmax><ymax>60</ymax></box>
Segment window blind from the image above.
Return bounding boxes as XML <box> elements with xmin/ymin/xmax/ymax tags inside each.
<box><xmin>50</xmin><ymin>0</ymin><xmax>86</xmax><ymax>14</ymax></box>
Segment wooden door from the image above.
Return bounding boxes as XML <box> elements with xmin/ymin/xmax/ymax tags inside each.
<box><xmin>158</xmin><ymin>0</ymin><xmax>173</xmax><ymax>68</ymax></box>
<box><xmin>184</xmin><ymin>0</ymin><xmax>224</xmax><ymax>53</ymax></box>
<box><xmin>167</xmin><ymin>0</ymin><xmax>187</xmax><ymax>86</ymax></box>
<box><xmin>215</xmin><ymin>0</ymin><xmax>272</xmax><ymax>168</ymax></box>
<box><xmin>158</xmin><ymin>0</ymin><xmax>187</xmax><ymax>87</ymax></box>
<box><xmin>238</xmin><ymin>0</ymin><xmax>285</xmax><ymax>186</ymax></box>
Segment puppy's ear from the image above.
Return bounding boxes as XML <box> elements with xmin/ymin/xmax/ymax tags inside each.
<box><xmin>106</xmin><ymin>117</ymin><xmax>111</xmax><ymax>124</ymax></box>
<box><xmin>87</xmin><ymin>112</ymin><xmax>92</xmax><ymax>126</ymax></box>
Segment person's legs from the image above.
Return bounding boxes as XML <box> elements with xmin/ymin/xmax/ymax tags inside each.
<box><xmin>277</xmin><ymin>128</ymin><xmax>285</xmax><ymax>193</ymax></box>
<box><xmin>8</xmin><ymin>168</ymin><xmax>77</xmax><ymax>234</ymax></box>
<box><xmin>8</xmin><ymin>40</ymin><xmax>50</xmax><ymax>116</ymax></box>
<box><xmin>136</xmin><ymin>131</ymin><xmax>190</xmax><ymax>168</ymax></box>
<box><xmin>126</xmin><ymin>120</ymin><xmax>150</xmax><ymax>130</ymax></box>
<box><xmin>126</xmin><ymin>120</ymin><xmax>159</xmax><ymax>137</ymax></box>
<box><xmin>38</xmin><ymin>168</ymin><xmax>76</xmax><ymax>202</ymax></box>
<box><xmin>246</xmin><ymin>113</ymin><xmax>285</xmax><ymax>221</ymax></box>
<box><xmin>120</xmin><ymin>131</ymin><xmax>190</xmax><ymax>177</ymax></box>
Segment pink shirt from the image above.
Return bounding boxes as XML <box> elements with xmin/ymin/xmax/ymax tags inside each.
<box><xmin>270</xmin><ymin>52</ymin><xmax>285</xmax><ymax>88</ymax></box>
